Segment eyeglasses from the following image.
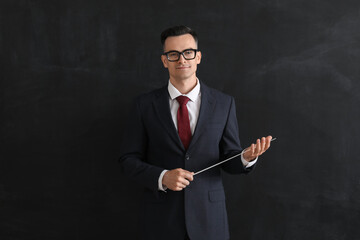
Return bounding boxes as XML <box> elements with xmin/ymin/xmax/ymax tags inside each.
<box><xmin>163</xmin><ymin>49</ymin><xmax>199</xmax><ymax>62</ymax></box>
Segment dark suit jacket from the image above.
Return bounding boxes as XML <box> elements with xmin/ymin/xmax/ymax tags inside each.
<box><xmin>119</xmin><ymin>82</ymin><xmax>255</xmax><ymax>240</ymax></box>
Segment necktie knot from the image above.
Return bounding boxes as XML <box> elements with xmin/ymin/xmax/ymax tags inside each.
<box><xmin>176</xmin><ymin>96</ymin><xmax>190</xmax><ymax>106</ymax></box>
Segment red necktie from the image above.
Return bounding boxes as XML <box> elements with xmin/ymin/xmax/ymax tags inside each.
<box><xmin>176</xmin><ymin>96</ymin><xmax>192</xmax><ymax>150</ymax></box>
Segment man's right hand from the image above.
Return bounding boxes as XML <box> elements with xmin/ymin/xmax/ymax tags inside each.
<box><xmin>162</xmin><ymin>168</ymin><xmax>194</xmax><ymax>191</ymax></box>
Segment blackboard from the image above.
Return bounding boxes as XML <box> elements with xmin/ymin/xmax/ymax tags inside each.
<box><xmin>1</xmin><ymin>0</ymin><xmax>360</xmax><ymax>239</ymax></box>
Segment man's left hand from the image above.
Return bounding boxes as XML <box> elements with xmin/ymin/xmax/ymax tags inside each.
<box><xmin>242</xmin><ymin>136</ymin><xmax>273</xmax><ymax>162</ymax></box>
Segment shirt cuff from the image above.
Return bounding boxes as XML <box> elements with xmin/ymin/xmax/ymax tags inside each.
<box><xmin>158</xmin><ymin>170</ymin><xmax>168</xmax><ymax>191</ymax></box>
<box><xmin>241</xmin><ymin>150</ymin><xmax>258</xmax><ymax>168</ymax></box>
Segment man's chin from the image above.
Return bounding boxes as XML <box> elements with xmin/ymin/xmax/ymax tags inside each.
<box><xmin>174</xmin><ymin>76</ymin><xmax>196</xmax><ymax>82</ymax></box>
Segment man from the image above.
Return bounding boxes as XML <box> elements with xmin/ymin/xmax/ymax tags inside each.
<box><xmin>119</xmin><ymin>25</ymin><xmax>273</xmax><ymax>240</ymax></box>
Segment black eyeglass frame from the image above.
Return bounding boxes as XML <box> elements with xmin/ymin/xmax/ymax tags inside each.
<box><xmin>162</xmin><ymin>49</ymin><xmax>200</xmax><ymax>62</ymax></box>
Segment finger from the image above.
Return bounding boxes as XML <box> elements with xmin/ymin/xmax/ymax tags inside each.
<box><xmin>170</xmin><ymin>183</ymin><xmax>183</xmax><ymax>191</ymax></box>
<box><xmin>260</xmin><ymin>137</ymin><xmax>266</xmax><ymax>154</ymax></box>
<box><xmin>183</xmin><ymin>172</ymin><xmax>194</xmax><ymax>181</ymax></box>
<box><xmin>181</xmin><ymin>179</ymin><xmax>190</xmax><ymax>186</ymax></box>
<box><xmin>255</xmin><ymin>139</ymin><xmax>261</xmax><ymax>156</ymax></box>
<box><xmin>176</xmin><ymin>182</ymin><xmax>186</xmax><ymax>189</ymax></box>
<box><xmin>264</xmin><ymin>136</ymin><xmax>272</xmax><ymax>150</ymax></box>
<box><xmin>250</xmin><ymin>143</ymin><xmax>255</xmax><ymax>155</ymax></box>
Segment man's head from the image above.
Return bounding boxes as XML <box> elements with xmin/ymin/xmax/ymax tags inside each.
<box><xmin>161</xmin><ymin>25</ymin><xmax>198</xmax><ymax>50</ymax></box>
<box><xmin>160</xmin><ymin>26</ymin><xmax>201</xmax><ymax>84</ymax></box>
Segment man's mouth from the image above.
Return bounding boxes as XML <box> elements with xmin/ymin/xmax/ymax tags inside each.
<box><xmin>176</xmin><ymin>66</ymin><xmax>190</xmax><ymax>69</ymax></box>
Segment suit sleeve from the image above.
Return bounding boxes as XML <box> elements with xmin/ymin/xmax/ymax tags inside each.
<box><xmin>118</xmin><ymin>98</ymin><xmax>165</xmax><ymax>191</ymax></box>
<box><xmin>220</xmin><ymin>97</ymin><xmax>256</xmax><ymax>174</ymax></box>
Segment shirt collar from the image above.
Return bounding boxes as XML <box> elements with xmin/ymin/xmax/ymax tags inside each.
<box><xmin>168</xmin><ymin>79</ymin><xmax>201</xmax><ymax>102</ymax></box>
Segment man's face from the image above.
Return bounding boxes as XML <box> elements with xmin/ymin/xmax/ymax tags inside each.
<box><xmin>161</xmin><ymin>34</ymin><xmax>201</xmax><ymax>82</ymax></box>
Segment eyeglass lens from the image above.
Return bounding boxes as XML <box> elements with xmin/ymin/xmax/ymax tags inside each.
<box><xmin>167</xmin><ymin>50</ymin><xmax>196</xmax><ymax>61</ymax></box>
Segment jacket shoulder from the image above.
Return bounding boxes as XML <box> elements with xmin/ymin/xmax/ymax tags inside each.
<box><xmin>202</xmin><ymin>83</ymin><xmax>234</xmax><ymax>104</ymax></box>
<box><xmin>134</xmin><ymin>86</ymin><xmax>167</xmax><ymax>106</ymax></box>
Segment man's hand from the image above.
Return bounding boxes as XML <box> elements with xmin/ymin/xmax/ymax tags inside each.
<box><xmin>162</xmin><ymin>168</ymin><xmax>194</xmax><ymax>191</ymax></box>
<box><xmin>243</xmin><ymin>136</ymin><xmax>273</xmax><ymax>162</ymax></box>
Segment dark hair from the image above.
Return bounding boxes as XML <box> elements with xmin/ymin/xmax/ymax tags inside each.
<box><xmin>160</xmin><ymin>25</ymin><xmax>198</xmax><ymax>49</ymax></box>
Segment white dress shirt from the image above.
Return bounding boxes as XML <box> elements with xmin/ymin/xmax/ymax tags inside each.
<box><xmin>158</xmin><ymin>79</ymin><xmax>257</xmax><ymax>191</ymax></box>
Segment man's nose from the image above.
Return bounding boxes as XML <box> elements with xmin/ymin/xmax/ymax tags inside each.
<box><xmin>177</xmin><ymin>54</ymin><xmax>187</xmax><ymax>63</ymax></box>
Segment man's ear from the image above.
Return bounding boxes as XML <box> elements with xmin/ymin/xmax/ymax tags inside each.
<box><xmin>196</xmin><ymin>51</ymin><xmax>202</xmax><ymax>64</ymax></box>
<box><xmin>161</xmin><ymin>55</ymin><xmax>168</xmax><ymax>68</ymax></box>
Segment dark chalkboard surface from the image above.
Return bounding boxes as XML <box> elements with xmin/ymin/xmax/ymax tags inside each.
<box><xmin>1</xmin><ymin>0</ymin><xmax>359</xmax><ymax>239</ymax></box>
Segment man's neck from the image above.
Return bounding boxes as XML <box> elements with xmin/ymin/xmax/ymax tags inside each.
<box><xmin>170</xmin><ymin>77</ymin><xmax>197</xmax><ymax>94</ymax></box>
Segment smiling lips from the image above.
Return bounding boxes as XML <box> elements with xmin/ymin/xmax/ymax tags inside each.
<box><xmin>176</xmin><ymin>66</ymin><xmax>190</xmax><ymax>69</ymax></box>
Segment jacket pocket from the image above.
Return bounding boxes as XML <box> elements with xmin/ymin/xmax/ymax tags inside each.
<box><xmin>208</xmin><ymin>189</ymin><xmax>226</xmax><ymax>202</ymax></box>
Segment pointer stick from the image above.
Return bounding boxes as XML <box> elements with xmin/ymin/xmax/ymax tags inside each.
<box><xmin>193</xmin><ymin>138</ymin><xmax>276</xmax><ymax>176</ymax></box>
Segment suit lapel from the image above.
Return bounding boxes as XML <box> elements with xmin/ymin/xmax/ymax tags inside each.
<box><xmin>188</xmin><ymin>83</ymin><xmax>216</xmax><ymax>152</ymax></box>
<box><xmin>152</xmin><ymin>83</ymin><xmax>216</xmax><ymax>152</ymax></box>
<box><xmin>153</xmin><ymin>87</ymin><xmax>184</xmax><ymax>150</ymax></box>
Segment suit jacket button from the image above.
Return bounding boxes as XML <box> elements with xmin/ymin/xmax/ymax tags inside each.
<box><xmin>185</xmin><ymin>155</ymin><xmax>190</xmax><ymax>160</ymax></box>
